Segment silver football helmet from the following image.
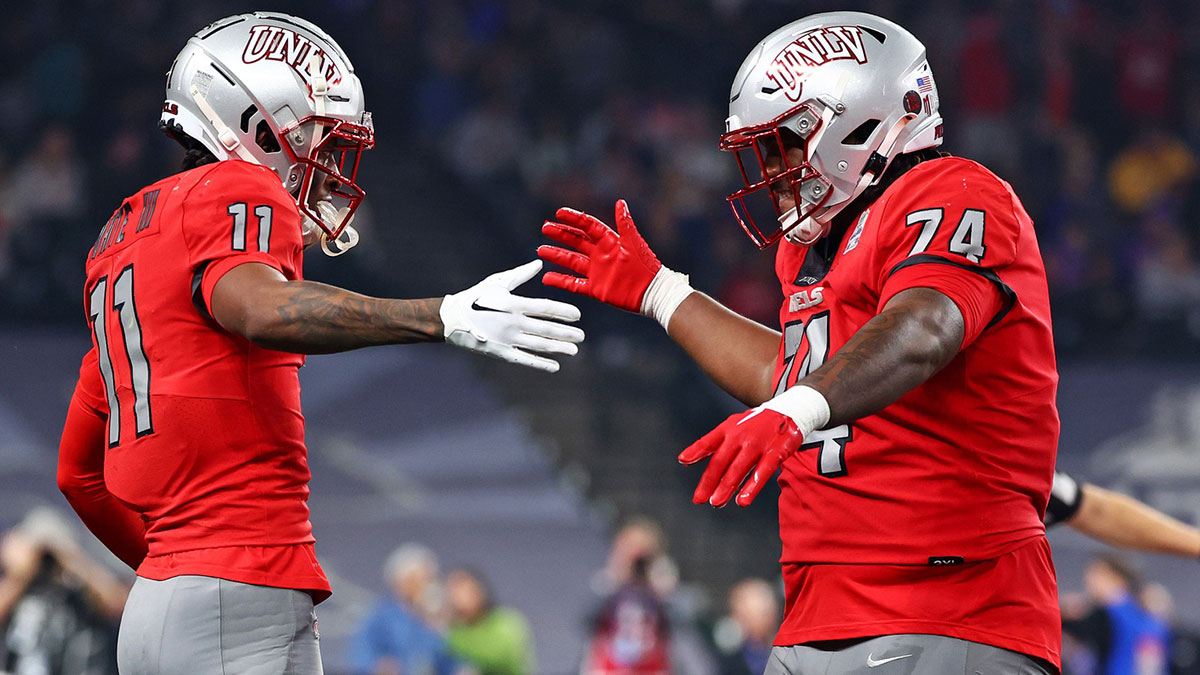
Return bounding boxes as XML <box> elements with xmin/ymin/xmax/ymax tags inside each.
<box><xmin>160</xmin><ymin>12</ymin><xmax>374</xmax><ymax>254</ymax></box>
<box><xmin>721</xmin><ymin>12</ymin><xmax>943</xmax><ymax>248</ymax></box>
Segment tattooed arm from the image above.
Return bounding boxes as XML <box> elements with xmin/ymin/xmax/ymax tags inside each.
<box><xmin>210</xmin><ymin>262</ymin><xmax>443</xmax><ymax>354</ymax></box>
<box><xmin>801</xmin><ymin>287</ymin><xmax>964</xmax><ymax>426</ymax></box>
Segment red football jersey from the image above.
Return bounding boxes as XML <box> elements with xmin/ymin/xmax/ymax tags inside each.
<box><xmin>769</xmin><ymin>157</ymin><xmax>1060</xmax><ymax>663</ymax></box>
<box><xmin>81</xmin><ymin>159</ymin><xmax>329</xmax><ymax>598</ymax></box>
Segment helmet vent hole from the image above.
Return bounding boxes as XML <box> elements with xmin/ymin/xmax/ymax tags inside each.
<box><xmin>239</xmin><ymin>105</ymin><xmax>257</xmax><ymax>133</ymax></box>
<box><xmin>842</xmin><ymin>119</ymin><xmax>881</xmax><ymax>146</ymax></box>
<box><xmin>255</xmin><ymin>120</ymin><xmax>281</xmax><ymax>153</ymax></box>
<box><xmin>859</xmin><ymin>25</ymin><xmax>887</xmax><ymax>43</ymax></box>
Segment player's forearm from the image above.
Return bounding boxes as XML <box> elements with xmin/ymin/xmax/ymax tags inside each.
<box><xmin>58</xmin><ymin>396</ymin><xmax>149</xmax><ymax>570</ymax></box>
<box><xmin>58</xmin><ymin>484</ymin><xmax>149</xmax><ymax>570</ymax></box>
<box><xmin>666</xmin><ymin>292</ymin><xmax>780</xmax><ymax>406</ymax></box>
<box><xmin>1071</xmin><ymin>484</ymin><xmax>1200</xmax><ymax>557</ymax></box>
<box><xmin>800</xmin><ymin>287</ymin><xmax>963</xmax><ymax>427</ymax></box>
<box><xmin>253</xmin><ymin>280</ymin><xmax>444</xmax><ymax>354</ymax></box>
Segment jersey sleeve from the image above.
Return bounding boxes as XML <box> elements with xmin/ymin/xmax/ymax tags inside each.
<box><xmin>58</xmin><ymin>349</ymin><xmax>149</xmax><ymax>569</ymax></box>
<box><xmin>74</xmin><ymin>346</ymin><xmax>108</xmax><ymax>415</ymax></box>
<box><xmin>874</xmin><ymin>159</ymin><xmax>1021</xmax><ymax>347</ymax></box>
<box><xmin>1044</xmin><ymin>470</ymin><xmax>1083</xmax><ymax>527</ymax></box>
<box><xmin>180</xmin><ymin>161</ymin><xmax>304</xmax><ymax>318</ymax></box>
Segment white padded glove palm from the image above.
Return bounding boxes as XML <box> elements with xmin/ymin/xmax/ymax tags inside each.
<box><xmin>441</xmin><ymin>260</ymin><xmax>585</xmax><ymax>373</ymax></box>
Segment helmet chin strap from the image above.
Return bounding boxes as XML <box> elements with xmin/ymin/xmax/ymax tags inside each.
<box><xmin>189</xmin><ymin>84</ymin><xmax>258</xmax><ymax>163</ymax></box>
<box><xmin>306</xmin><ymin>54</ymin><xmax>327</xmax><ymax>160</ymax></box>
<box><xmin>780</xmin><ymin>207</ymin><xmax>827</xmax><ymax>246</ymax></box>
<box><xmin>303</xmin><ymin>201</ymin><xmax>359</xmax><ymax>257</ymax></box>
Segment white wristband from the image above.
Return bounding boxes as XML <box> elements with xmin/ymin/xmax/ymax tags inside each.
<box><xmin>761</xmin><ymin>385</ymin><xmax>830</xmax><ymax>437</ymax></box>
<box><xmin>640</xmin><ymin>266</ymin><xmax>694</xmax><ymax>330</ymax></box>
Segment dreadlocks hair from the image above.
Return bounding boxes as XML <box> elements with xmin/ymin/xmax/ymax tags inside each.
<box><xmin>159</xmin><ymin>118</ymin><xmax>217</xmax><ymax>171</ymax></box>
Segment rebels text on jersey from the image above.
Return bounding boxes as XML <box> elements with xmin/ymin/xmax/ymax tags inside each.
<box><xmin>80</xmin><ymin>160</ymin><xmax>329</xmax><ymax>597</ymax></box>
<box><xmin>771</xmin><ymin>157</ymin><xmax>1060</xmax><ymax>662</ymax></box>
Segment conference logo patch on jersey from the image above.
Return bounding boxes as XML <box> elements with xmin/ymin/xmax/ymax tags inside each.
<box><xmin>844</xmin><ymin>209</ymin><xmax>869</xmax><ymax>254</ymax></box>
<box><xmin>768</xmin><ymin>26</ymin><xmax>868</xmax><ymax>102</ymax></box>
<box><xmin>243</xmin><ymin>24</ymin><xmax>344</xmax><ymax>87</ymax></box>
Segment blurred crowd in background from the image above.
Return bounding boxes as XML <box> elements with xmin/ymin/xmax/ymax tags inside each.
<box><xmin>6</xmin><ymin>509</ymin><xmax>1199</xmax><ymax>674</ymax></box>
<box><xmin>3</xmin><ymin>0</ymin><xmax>1200</xmax><ymax>357</ymax></box>
<box><xmin>3</xmin><ymin>0</ymin><xmax>1200</xmax><ymax>673</ymax></box>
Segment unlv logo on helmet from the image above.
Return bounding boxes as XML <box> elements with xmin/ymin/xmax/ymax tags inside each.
<box><xmin>768</xmin><ymin>26</ymin><xmax>869</xmax><ymax>102</ymax></box>
<box><xmin>242</xmin><ymin>24</ymin><xmax>344</xmax><ymax>86</ymax></box>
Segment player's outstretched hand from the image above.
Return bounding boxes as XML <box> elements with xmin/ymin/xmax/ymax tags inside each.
<box><xmin>678</xmin><ymin>408</ymin><xmax>805</xmax><ymax>508</ymax></box>
<box><xmin>538</xmin><ymin>200</ymin><xmax>663</xmax><ymax>313</ymax></box>
<box><xmin>441</xmin><ymin>260</ymin><xmax>585</xmax><ymax>373</ymax></box>
<box><xmin>679</xmin><ymin>385</ymin><xmax>830</xmax><ymax>507</ymax></box>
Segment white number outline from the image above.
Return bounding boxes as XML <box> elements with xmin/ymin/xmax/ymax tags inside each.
<box><xmin>905</xmin><ymin>208</ymin><xmax>943</xmax><ymax>256</ymax></box>
<box><xmin>905</xmin><ymin>207</ymin><xmax>988</xmax><ymax>264</ymax></box>
<box><xmin>229</xmin><ymin>202</ymin><xmax>274</xmax><ymax>252</ymax></box>
<box><xmin>948</xmin><ymin>208</ymin><xmax>986</xmax><ymax>263</ymax></box>
<box><xmin>88</xmin><ymin>266</ymin><xmax>153</xmax><ymax>446</ymax></box>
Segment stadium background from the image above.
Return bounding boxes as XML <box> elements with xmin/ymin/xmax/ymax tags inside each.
<box><xmin>2</xmin><ymin>0</ymin><xmax>1200</xmax><ymax>672</ymax></box>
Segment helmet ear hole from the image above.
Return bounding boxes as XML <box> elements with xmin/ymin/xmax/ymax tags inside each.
<box><xmin>255</xmin><ymin>120</ymin><xmax>282</xmax><ymax>153</ymax></box>
<box><xmin>841</xmin><ymin>119</ymin><xmax>881</xmax><ymax>146</ymax></box>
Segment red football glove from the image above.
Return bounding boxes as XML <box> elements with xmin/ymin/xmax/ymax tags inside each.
<box><xmin>678</xmin><ymin>407</ymin><xmax>806</xmax><ymax>508</ymax></box>
<box><xmin>538</xmin><ymin>200</ymin><xmax>663</xmax><ymax>313</ymax></box>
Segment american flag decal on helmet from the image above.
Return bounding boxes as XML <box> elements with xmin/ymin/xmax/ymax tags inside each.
<box><xmin>916</xmin><ymin>76</ymin><xmax>933</xmax><ymax>93</ymax></box>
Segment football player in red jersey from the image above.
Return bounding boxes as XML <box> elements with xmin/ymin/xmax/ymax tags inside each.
<box><xmin>56</xmin><ymin>12</ymin><xmax>584</xmax><ymax>675</ymax></box>
<box><xmin>539</xmin><ymin>11</ymin><xmax>1063</xmax><ymax>674</ymax></box>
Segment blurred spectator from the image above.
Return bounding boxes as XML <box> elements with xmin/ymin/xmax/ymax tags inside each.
<box><xmin>1108</xmin><ymin>129</ymin><xmax>1196</xmax><ymax>215</ymax></box>
<box><xmin>583</xmin><ymin>553</ymin><xmax>672</xmax><ymax>674</ymax></box>
<box><xmin>590</xmin><ymin>517</ymin><xmax>675</xmax><ymax>601</ymax></box>
<box><xmin>1062</xmin><ymin>554</ymin><xmax>1170</xmax><ymax>675</ymax></box>
<box><xmin>586</xmin><ymin>517</ymin><xmax>716</xmax><ymax>675</ymax></box>
<box><xmin>351</xmin><ymin>543</ymin><xmax>464</xmax><ymax>675</ymax></box>
<box><xmin>0</xmin><ymin>124</ymin><xmax>87</xmax><ymax>232</ymax></box>
<box><xmin>445</xmin><ymin>567</ymin><xmax>535</xmax><ymax>675</ymax></box>
<box><xmin>1133</xmin><ymin>214</ymin><xmax>1200</xmax><ymax>347</ymax></box>
<box><xmin>955</xmin><ymin>9</ymin><xmax>1020</xmax><ymax>178</ymax></box>
<box><xmin>709</xmin><ymin>578</ymin><xmax>778</xmax><ymax>675</ymax></box>
<box><xmin>0</xmin><ymin>507</ymin><xmax>128</xmax><ymax>675</ymax></box>
<box><xmin>1116</xmin><ymin>8</ymin><xmax>1179</xmax><ymax>125</ymax></box>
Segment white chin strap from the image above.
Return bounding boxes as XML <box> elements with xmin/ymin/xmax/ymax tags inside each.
<box><xmin>303</xmin><ymin>201</ymin><xmax>359</xmax><ymax>257</ymax></box>
<box><xmin>189</xmin><ymin>85</ymin><xmax>259</xmax><ymax>163</ymax></box>
<box><xmin>306</xmin><ymin>55</ymin><xmax>327</xmax><ymax>159</ymax></box>
<box><xmin>780</xmin><ymin>208</ymin><xmax>828</xmax><ymax>246</ymax></box>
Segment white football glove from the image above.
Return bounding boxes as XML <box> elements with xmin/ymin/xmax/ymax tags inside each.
<box><xmin>441</xmin><ymin>260</ymin><xmax>585</xmax><ymax>373</ymax></box>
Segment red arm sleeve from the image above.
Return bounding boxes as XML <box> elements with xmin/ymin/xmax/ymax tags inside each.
<box><xmin>57</xmin><ymin>349</ymin><xmax>148</xmax><ymax>569</ymax></box>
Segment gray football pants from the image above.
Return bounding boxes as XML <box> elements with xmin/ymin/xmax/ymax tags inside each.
<box><xmin>765</xmin><ymin>633</ymin><xmax>1055</xmax><ymax>675</ymax></box>
<box><xmin>117</xmin><ymin>575</ymin><xmax>323</xmax><ymax>675</ymax></box>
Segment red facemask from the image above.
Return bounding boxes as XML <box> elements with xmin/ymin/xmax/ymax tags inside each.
<box><xmin>720</xmin><ymin>103</ymin><xmax>832</xmax><ymax>248</ymax></box>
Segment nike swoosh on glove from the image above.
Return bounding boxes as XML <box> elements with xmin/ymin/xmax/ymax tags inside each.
<box><xmin>678</xmin><ymin>407</ymin><xmax>805</xmax><ymax>507</ymax></box>
<box><xmin>441</xmin><ymin>260</ymin><xmax>585</xmax><ymax>373</ymax></box>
